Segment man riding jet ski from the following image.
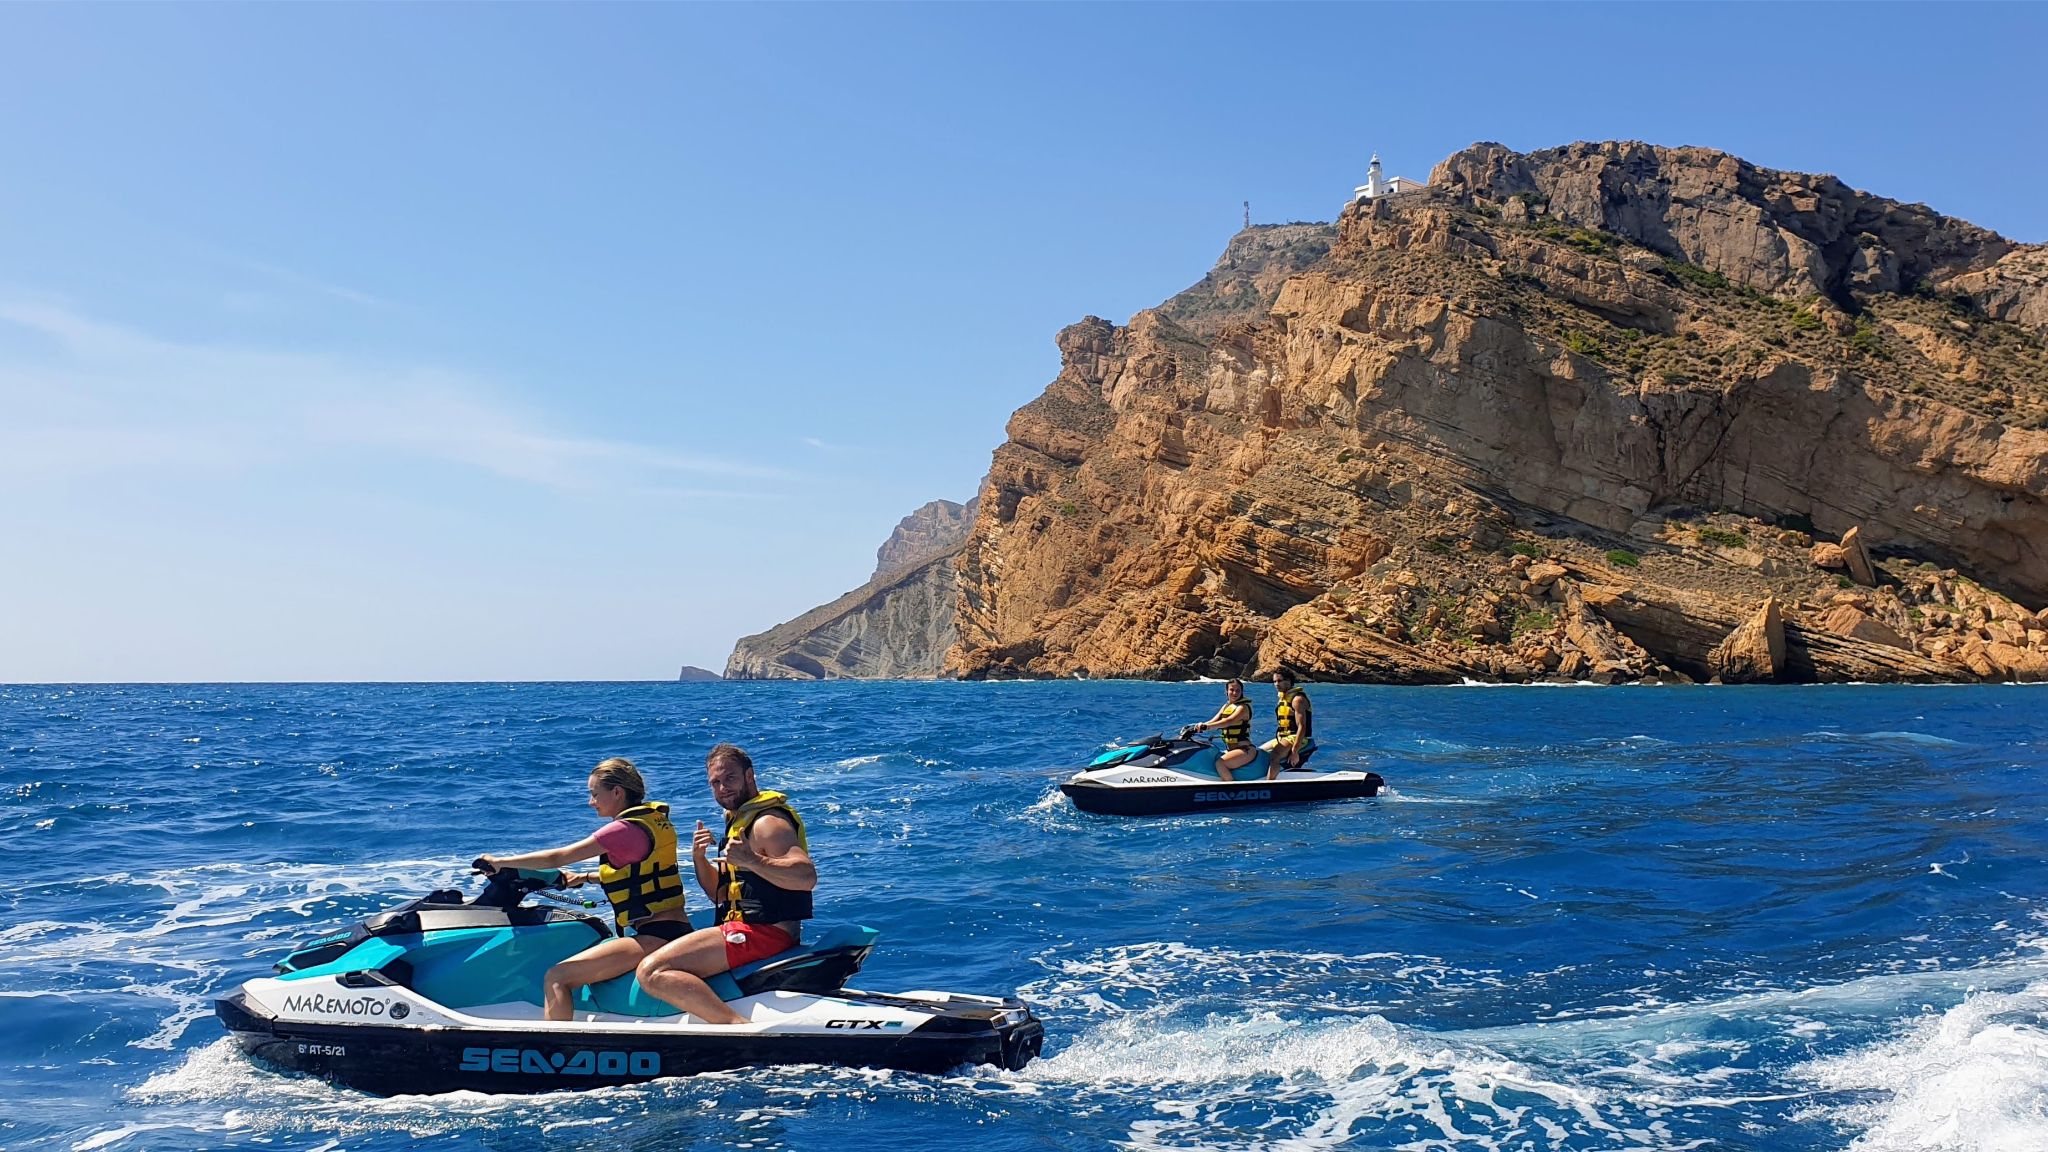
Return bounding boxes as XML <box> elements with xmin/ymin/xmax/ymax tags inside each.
<box><xmin>215</xmin><ymin>746</ymin><xmax>1041</xmax><ymax>1093</ymax></box>
<box><xmin>214</xmin><ymin>863</ymin><xmax>1043</xmax><ymax>1094</ymax></box>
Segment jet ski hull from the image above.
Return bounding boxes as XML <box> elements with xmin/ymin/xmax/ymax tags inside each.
<box><xmin>216</xmin><ymin>986</ymin><xmax>1043</xmax><ymax>1095</ymax></box>
<box><xmin>1060</xmin><ymin>771</ymin><xmax>1384</xmax><ymax>815</ymax></box>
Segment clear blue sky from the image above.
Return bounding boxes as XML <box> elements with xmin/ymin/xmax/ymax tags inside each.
<box><xmin>4</xmin><ymin>3</ymin><xmax>2043</xmax><ymax>681</ymax></box>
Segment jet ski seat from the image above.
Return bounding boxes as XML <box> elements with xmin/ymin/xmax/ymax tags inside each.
<box><xmin>577</xmin><ymin>921</ymin><xmax>880</xmax><ymax>1017</ymax></box>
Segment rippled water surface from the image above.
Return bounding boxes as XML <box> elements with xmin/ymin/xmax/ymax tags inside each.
<box><xmin>4</xmin><ymin>681</ymin><xmax>2046</xmax><ymax>1151</ymax></box>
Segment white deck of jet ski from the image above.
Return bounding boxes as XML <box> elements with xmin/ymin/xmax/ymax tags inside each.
<box><xmin>243</xmin><ymin>973</ymin><xmax>939</xmax><ymax>1033</ymax></box>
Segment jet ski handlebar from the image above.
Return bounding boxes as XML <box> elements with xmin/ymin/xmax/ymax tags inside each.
<box><xmin>466</xmin><ymin>859</ymin><xmax>570</xmax><ymax>910</ymax></box>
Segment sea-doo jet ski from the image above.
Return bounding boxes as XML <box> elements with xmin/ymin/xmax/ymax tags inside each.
<box><xmin>215</xmin><ymin>865</ymin><xmax>1043</xmax><ymax>1094</ymax></box>
<box><xmin>1060</xmin><ymin>731</ymin><xmax>1384</xmax><ymax>816</ymax></box>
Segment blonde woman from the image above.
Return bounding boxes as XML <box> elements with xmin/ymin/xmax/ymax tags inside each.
<box><xmin>475</xmin><ymin>757</ymin><xmax>689</xmax><ymax>1020</ymax></box>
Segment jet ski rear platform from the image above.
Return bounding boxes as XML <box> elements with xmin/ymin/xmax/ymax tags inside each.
<box><xmin>214</xmin><ymin>869</ymin><xmax>1043</xmax><ymax>1094</ymax></box>
<box><xmin>1061</xmin><ymin>735</ymin><xmax>1384</xmax><ymax>816</ymax></box>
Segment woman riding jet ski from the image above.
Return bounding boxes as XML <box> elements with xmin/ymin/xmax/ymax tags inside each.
<box><xmin>1059</xmin><ymin>674</ymin><xmax>1383</xmax><ymax>816</ymax></box>
<box><xmin>215</xmin><ymin>753</ymin><xmax>1042</xmax><ymax>1094</ymax></box>
<box><xmin>215</xmin><ymin>865</ymin><xmax>1043</xmax><ymax>1094</ymax></box>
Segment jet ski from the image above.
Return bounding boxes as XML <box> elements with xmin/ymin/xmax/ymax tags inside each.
<box><xmin>1059</xmin><ymin>731</ymin><xmax>1384</xmax><ymax>816</ymax></box>
<box><xmin>214</xmin><ymin>865</ymin><xmax>1044</xmax><ymax>1095</ymax></box>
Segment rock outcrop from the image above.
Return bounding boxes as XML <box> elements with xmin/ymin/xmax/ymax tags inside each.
<box><xmin>1709</xmin><ymin>597</ymin><xmax>1785</xmax><ymax>683</ymax></box>
<box><xmin>941</xmin><ymin>140</ymin><xmax>2048</xmax><ymax>683</ymax></box>
<box><xmin>676</xmin><ymin>665</ymin><xmax>722</xmax><ymax>682</ymax></box>
<box><xmin>873</xmin><ymin>498</ymin><xmax>979</xmax><ymax>581</ymax></box>
<box><xmin>723</xmin><ymin>498</ymin><xmax>977</xmax><ymax>680</ymax></box>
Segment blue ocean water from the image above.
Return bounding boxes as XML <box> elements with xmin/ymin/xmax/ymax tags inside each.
<box><xmin>3</xmin><ymin>681</ymin><xmax>2045</xmax><ymax>1151</ymax></box>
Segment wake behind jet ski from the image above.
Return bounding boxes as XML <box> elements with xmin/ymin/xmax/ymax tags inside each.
<box><xmin>1059</xmin><ymin>731</ymin><xmax>1385</xmax><ymax>816</ymax></box>
<box><xmin>215</xmin><ymin>865</ymin><xmax>1044</xmax><ymax>1094</ymax></box>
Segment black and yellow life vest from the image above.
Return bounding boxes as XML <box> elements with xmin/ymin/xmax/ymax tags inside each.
<box><xmin>717</xmin><ymin>790</ymin><xmax>813</xmax><ymax>926</ymax></box>
<box><xmin>597</xmin><ymin>802</ymin><xmax>687</xmax><ymax>932</ymax></box>
<box><xmin>1219</xmin><ymin>702</ymin><xmax>1251</xmax><ymax>747</ymax></box>
<box><xmin>1275</xmin><ymin>688</ymin><xmax>1309</xmax><ymax>739</ymax></box>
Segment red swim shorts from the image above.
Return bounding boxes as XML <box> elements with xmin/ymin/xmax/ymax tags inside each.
<box><xmin>719</xmin><ymin>921</ymin><xmax>797</xmax><ymax>969</ymax></box>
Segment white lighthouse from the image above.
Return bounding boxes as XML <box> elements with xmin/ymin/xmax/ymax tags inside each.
<box><xmin>1352</xmin><ymin>153</ymin><xmax>1424</xmax><ymax>204</ymax></box>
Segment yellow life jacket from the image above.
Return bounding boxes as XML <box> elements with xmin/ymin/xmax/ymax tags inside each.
<box><xmin>597</xmin><ymin>801</ymin><xmax>686</xmax><ymax>932</ymax></box>
<box><xmin>1219</xmin><ymin>702</ymin><xmax>1252</xmax><ymax>747</ymax></box>
<box><xmin>1276</xmin><ymin>688</ymin><xmax>1308</xmax><ymax>739</ymax></box>
<box><xmin>719</xmin><ymin>790</ymin><xmax>813</xmax><ymax>925</ymax></box>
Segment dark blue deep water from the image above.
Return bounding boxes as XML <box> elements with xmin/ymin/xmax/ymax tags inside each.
<box><xmin>4</xmin><ymin>682</ymin><xmax>2046</xmax><ymax>1151</ymax></box>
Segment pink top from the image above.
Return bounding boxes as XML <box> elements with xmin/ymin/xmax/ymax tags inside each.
<box><xmin>593</xmin><ymin>819</ymin><xmax>653</xmax><ymax>867</ymax></box>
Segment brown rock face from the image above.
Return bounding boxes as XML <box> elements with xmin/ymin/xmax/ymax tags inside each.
<box><xmin>1709</xmin><ymin>597</ymin><xmax>1786</xmax><ymax>682</ymax></box>
<box><xmin>925</xmin><ymin>140</ymin><xmax>2048</xmax><ymax>683</ymax></box>
<box><xmin>1816</xmin><ymin>604</ymin><xmax>1908</xmax><ymax>649</ymax></box>
<box><xmin>704</xmin><ymin>139</ymin><xmax>2031</xmax><ymax>684</ymax></box>
<box><xmin>874</xmin><ymin>497</ymin><xmax>979</xmax><ymax>580</ymax></box>
<box><xmin>1428</xmin><ymin>140</ymin><xmax>2039</xmax><ymax>316</ymax></box>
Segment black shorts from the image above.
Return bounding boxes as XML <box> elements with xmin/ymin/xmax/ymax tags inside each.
<box><xmin>630</xmin><ymin>920</ymin><xmax>688</xmax><ymax>943</ymax></box>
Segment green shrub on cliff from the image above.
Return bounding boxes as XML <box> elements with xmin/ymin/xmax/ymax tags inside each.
<box><xmin>1663</xmin><ymin>257</ymin><xmax>1733</xmax><ymax>292</ymax></box>
<box><xmin>1605</xmin><ymin>549</ymin><xmax>1641</xmax><ymax>567</ymax></box>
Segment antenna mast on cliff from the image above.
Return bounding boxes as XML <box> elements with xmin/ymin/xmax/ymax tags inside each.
<box><xmin>1243</xmin><ymin>200</ymin><xmax>1251</xmax><ymax>230</ymax></box>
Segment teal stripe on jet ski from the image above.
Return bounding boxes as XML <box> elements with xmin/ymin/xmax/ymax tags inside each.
<box><xmin>273</xmin><ymin>937</ymin><xmax>413</xmax><ymax>982</ymax></box>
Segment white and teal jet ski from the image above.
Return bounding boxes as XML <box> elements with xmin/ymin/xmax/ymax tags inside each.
<box><xmin>1060</xmin><ymin>731</ymin><xmax>1384</xmax><ymax>816</ymax></box>
<box><xmin>215</xmin><ymin>867</ymin><xmax>1043</xmax><ymax>1094</ymax></box>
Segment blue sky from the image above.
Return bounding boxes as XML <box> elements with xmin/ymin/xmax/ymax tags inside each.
<box><xmin>4</xmin><ymin>3</ymin><xmax>2044</xmax><ymax>681</ymax></box>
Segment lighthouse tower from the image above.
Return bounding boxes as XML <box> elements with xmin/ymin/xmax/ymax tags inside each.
<box><xmin>1352</xmin><ymin>153</ymin><xmax>1424</xmax><ymax>204</ymax></box>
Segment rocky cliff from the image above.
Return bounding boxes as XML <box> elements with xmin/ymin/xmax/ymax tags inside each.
<box><xmin>873</xmin><ymin>498</ymin><xmax>979</xmax><ymax>580</ymax></box>
<box><xmin>723</xmin><ymin>498</ymin><xmax>977</xmax><ymax>680</ymax></box>
<box><xmin>945</xmin><ymin>140</ymin><xmax>2048</xmax><ymax>683</ymax></box>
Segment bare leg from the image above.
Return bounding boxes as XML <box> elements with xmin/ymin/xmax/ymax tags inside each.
<box><xmin>1217</xmin><ymin>747</ymin><xmax>1254</xmax><ymax>781</ymax></box>
<box><xmin>541</xmin><ymin>936</ymin><xmax>654</xmax><ymax>1021</ymax></box>
<box><xmin>1266</xmin><ymin>741</ymin><xmax>1295</xmax><ymax>781</ymax></box>
<box><xmin>637</xmin><ymin>927</ymin><xmax>748</xmax><ymax>1025</ymax></box>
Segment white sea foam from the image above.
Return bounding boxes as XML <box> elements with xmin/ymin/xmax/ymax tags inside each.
<box><xmin>1796</xmin><ymin>980</ymin><xmax>2048</xmax><ymax>1152</ymax></box>
<box><xmin>1010</xmin><ymin>937</ymin><xmax>2048</xmax><ymax>1150</ymax></box>
<box><xmin>1016</xmin><ymin>1005</ymin><xmax>1620</xmax><ymax>1151</ymax></box>
<box><xmin>69</xmin><ymin>1122</ymin><xmax>177</xmax><ymax>1151</ymax></box>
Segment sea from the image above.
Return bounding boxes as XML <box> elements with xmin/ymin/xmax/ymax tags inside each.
<box><xmin>2</xmin><ymin>681</ymin><xmax>2044</xmax><ymax>1152</ymax></box>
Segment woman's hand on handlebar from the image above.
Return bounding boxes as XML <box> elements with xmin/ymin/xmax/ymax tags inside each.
<box><xmin>472</xmin><ymin>855</ymin><xmax>503</xmax><ymax>875</ymax></box>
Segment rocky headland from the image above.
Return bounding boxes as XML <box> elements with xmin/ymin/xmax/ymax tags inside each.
<box><xmin>733</xmin><ymin>140</ymin><xmax>2048</xmax><ymax>684</ymax></box>
<box><xmin>723</xmin><ymin>498</ymin><xmax>976</xmax><ymax>680</ymax></box>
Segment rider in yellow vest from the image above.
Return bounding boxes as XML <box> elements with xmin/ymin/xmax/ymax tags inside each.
<box><xmin>1185</xmin><ymin>678</ymin><xmax>1257</xmax><ymax>781</ymax></box>
<box><xmin>634</xmin><ymin>743</ymin><xmax>818</xmax><ymax>1025</ymax></box>
<box><xmin>475</xmin><ymin>757</ymin><xmax>690</xmax><ymax>1021</ymax></box>
<box><xmin>1261</xmin><ymin>667</ymin><xmax>1315</xmax><ymax>780</ymax></box>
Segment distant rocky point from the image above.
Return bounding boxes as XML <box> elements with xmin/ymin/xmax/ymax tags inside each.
<box><xmin>729</xmin><ymin>139</ymin><xmax>2048</xmax><ymax>684</ymax></box>
<box><xmin>722</xmin><ymin>498</ymin><xmax>977</xmax><ymax>680</ymax></box>
<box><xmin>676</xmin><ymin>666</ymin><xmax>723</xmax><ymax>682</ymax></box>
